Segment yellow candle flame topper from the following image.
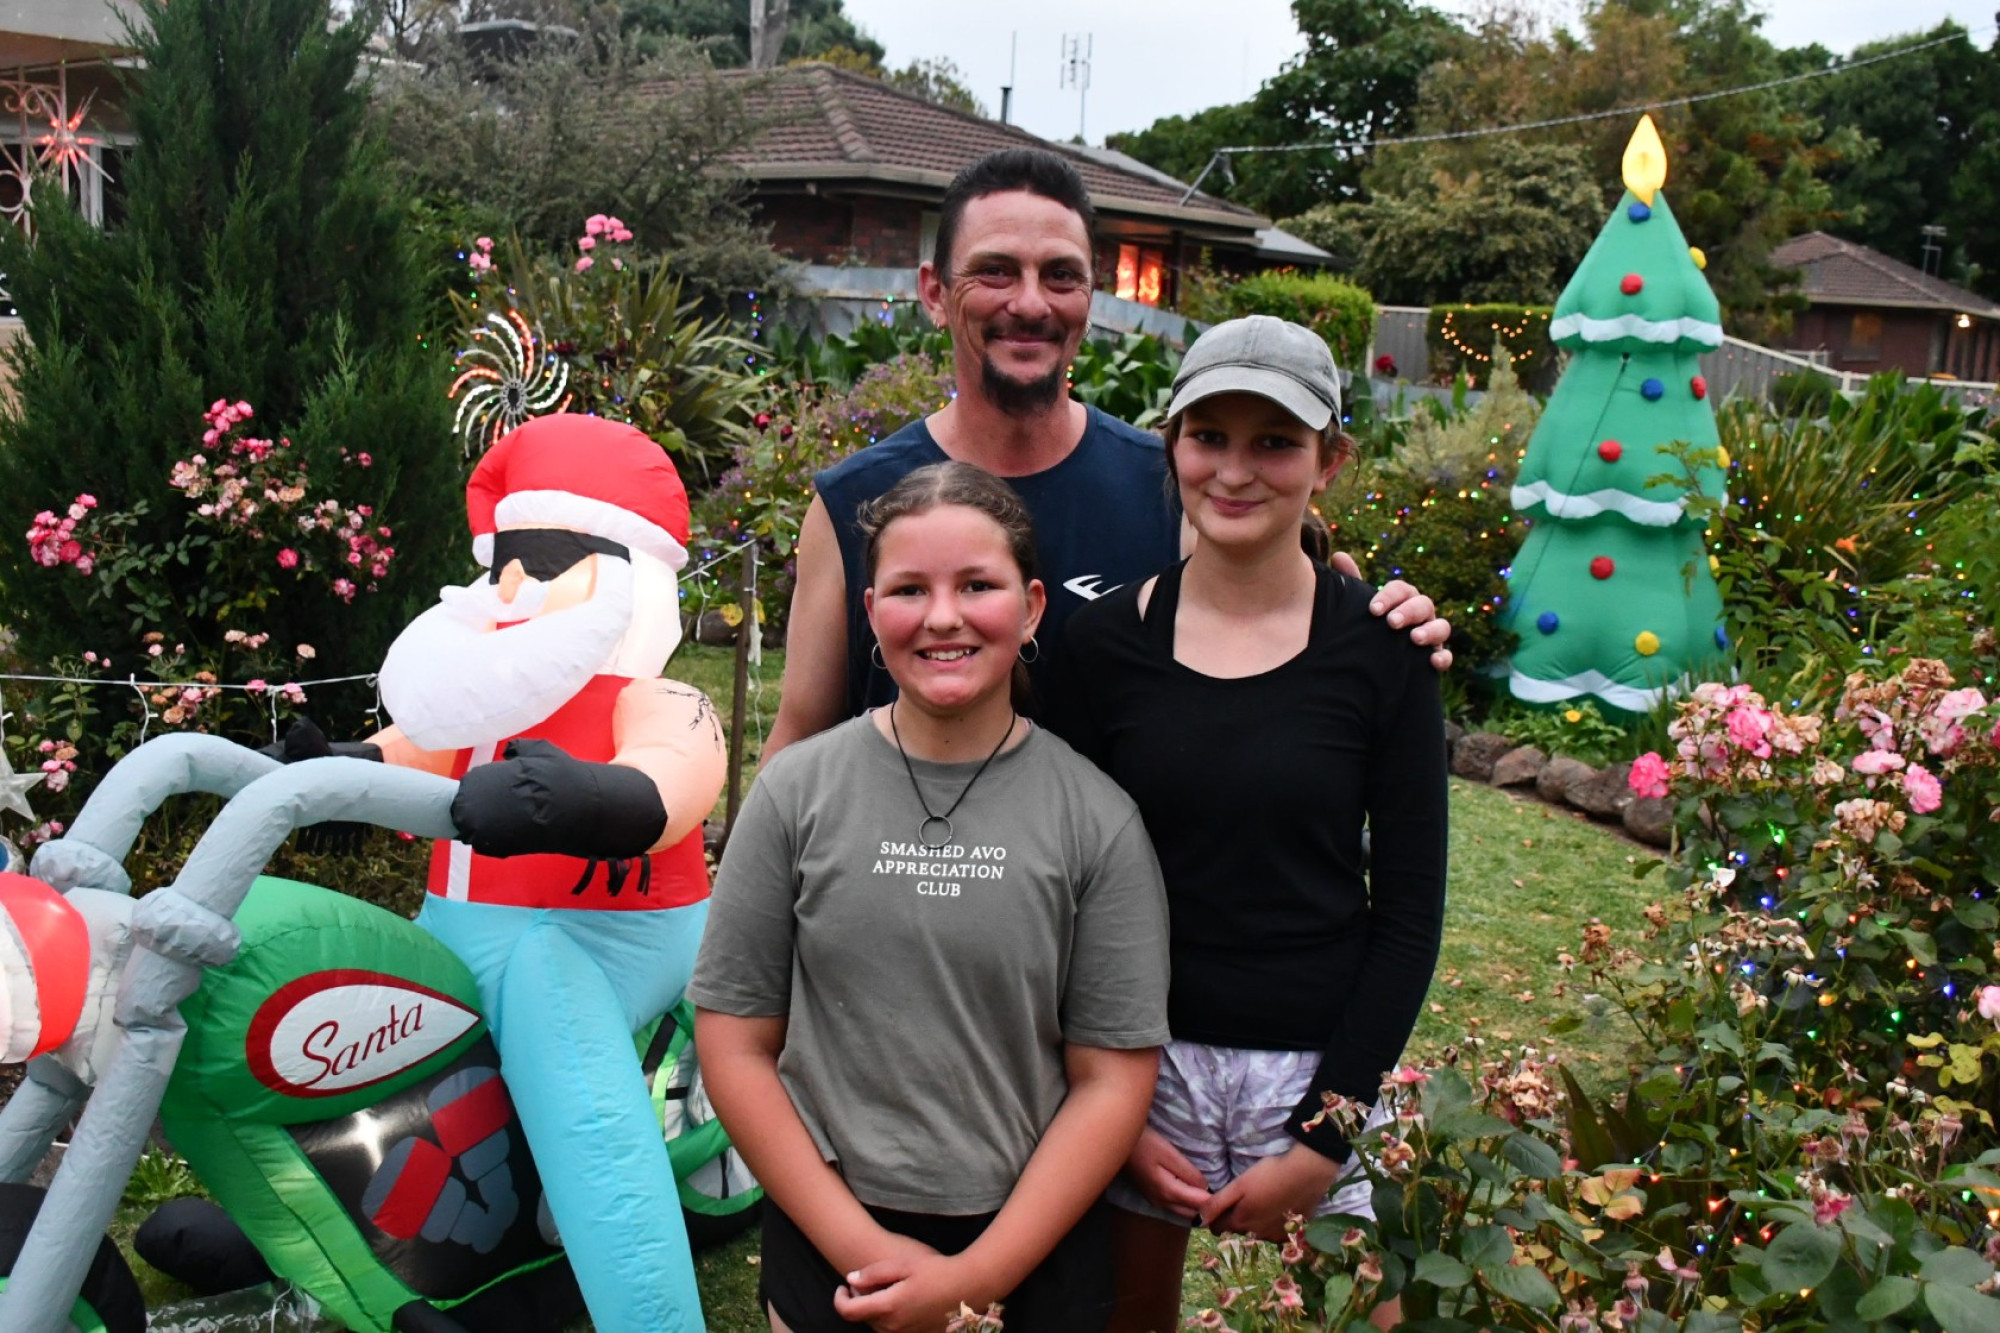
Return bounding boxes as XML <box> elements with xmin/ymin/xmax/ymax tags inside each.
<box><xmin>1623</xmin><ymin>114</ymin><xmax>1667</xmax><ymax>205</ymax></box>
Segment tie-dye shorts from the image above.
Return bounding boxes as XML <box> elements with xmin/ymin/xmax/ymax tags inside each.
<box><xmin>1103</xmin><ymin>1040</ymin><xmax>1392</xmax><ymax>1226</ymax></box>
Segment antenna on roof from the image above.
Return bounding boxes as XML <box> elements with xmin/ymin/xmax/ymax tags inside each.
<box><xmin>1060</xmin><ymin>33</ymin><xmax>1092</xmax><ymax>142</ymax></box>
<box><xmin>1000</xmin><ymin>32</ymin><xmax>1017</xmax><ymax>125</ymax></box>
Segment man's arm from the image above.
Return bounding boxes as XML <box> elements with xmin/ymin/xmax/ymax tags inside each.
<box><xmin>763</xmin><ymin>495</ymin><xmax>850</xmax><ymax>761</ymax></box>
<box><xmin>1328</xmin><ymin>552</ymin><xmax>1455</xmax><ymax>673</ymax></box>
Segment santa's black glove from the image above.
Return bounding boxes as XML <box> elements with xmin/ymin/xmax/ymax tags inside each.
<box><xmin>450</xmin><ymin>739</ymin><xmax>667</xmax><ymax>860</ymax></box>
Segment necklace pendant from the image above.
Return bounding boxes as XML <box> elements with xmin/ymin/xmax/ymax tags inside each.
<box><xmin>918</xmin><ymin>815</ymin><xmax>953</xmax><ymax>849</ymax></box>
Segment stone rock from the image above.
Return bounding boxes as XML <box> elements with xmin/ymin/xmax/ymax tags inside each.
<box><xmin>1442</xmin><ymin>720</ymin><xmax>1465</xmax><ymax>768</ymax></box>
<box><xmin>1536</xmin><ymin>756</ymin><xmax>1597</xmax><ymax>803</ymax></box>
<box><xmin>1451</xmin><ymin>732</ymin><xmax>1514</xmax><ymax>782</ymax></box>
<box><xmin>1491</xmin><ymin>746</ymin><xmax>1548</xmax><ymax>787</ymax></box>
<box><xmin>1623</xmin><ymin>796</ymin><xmax>1675</xmax><ymax>847</ymax></box>
<box><xmin>693</xmin><ymin>608</ymin><xmax>740</xmax><ymax>646</ymax></box>
<box><xmin>1568</xmin><ymin>760</ymin><xmax>1635</xmax><ymax>819</ymax></box>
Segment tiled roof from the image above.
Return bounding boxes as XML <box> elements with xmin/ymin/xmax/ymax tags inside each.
<box><xmin>1771</xmin><ymin>232</ymin><xmax>2000</xmax><ymax>318</ymax></box>
<box><xmin>694</xmin><ymin>64</ymin><xmax>1268</xmax><ymax>234</ymax></box>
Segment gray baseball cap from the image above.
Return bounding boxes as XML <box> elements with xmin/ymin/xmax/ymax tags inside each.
<box><xmin>1167</xmin><ymin>314</ymin><xmax>1342</xmax><ymax>431</ymax></box>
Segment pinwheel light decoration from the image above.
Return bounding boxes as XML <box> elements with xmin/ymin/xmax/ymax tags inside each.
<box><xmin>448</xmin><ymin>308</ymin><xmax>573</xmax><ymax>456</ymax></box>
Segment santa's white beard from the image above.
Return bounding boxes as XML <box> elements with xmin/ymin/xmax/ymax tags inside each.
<box><xmin>380</xmin><ymin>557</ymin><xmax>645</xmax><ymax>751</ymax></box>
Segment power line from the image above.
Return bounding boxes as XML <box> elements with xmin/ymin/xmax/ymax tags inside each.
<box><xmin>1178</xmin><ymin>23</ymin><xmax>1995</xmax><ymax>203</ymax></box>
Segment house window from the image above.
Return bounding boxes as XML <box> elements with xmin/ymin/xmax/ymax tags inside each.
<box><xmin>1846</xmin><ymin>312</ymin><xmax>1883</xmax><ymax>362</ymax></box>
<box><xmin>1114</xmin><ymin>243</ymin><xmax>1164</xmax><ymax>306</ymax></box>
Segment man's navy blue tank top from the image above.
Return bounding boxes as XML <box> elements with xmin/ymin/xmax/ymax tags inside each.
<box><xmin>814</xmin><ymin>406</ymin><xmax>1181</xmax><ymax>719</ymax></box>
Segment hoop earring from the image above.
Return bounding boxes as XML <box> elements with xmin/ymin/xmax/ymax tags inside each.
<box><xmin>870</xmin><ymin>641</ymin><xmax>887</xmax><ymax>670</ymax></box>
<box><xmin>1018</xmin><ymin>637</ymin><xmax>1041</xmax><ymax>664</ymax></box>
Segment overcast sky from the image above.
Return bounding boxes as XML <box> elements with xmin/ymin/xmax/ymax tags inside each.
<box><xmin>842</xmin><ymin>1</ymin><xmax>1997</xmax><ymax>146</ymax></box>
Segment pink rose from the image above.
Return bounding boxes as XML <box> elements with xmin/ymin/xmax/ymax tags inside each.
<box><xmin>1851</xmin><ymin>749</ymin><xmax>1905</xmax><ymax>774</ymax></box>
<box><xmin>575</xmin><ymin>256</ymin><xmax>594</xmax><ymax>273</ymax></box>
<box><xmin>610</xmin><ymin>227</ymin><xmax>633</xmax><ymax>244</ymax></box>
<box><xmin>1629</xmin><ymin>752</ymin><xmax>1671</xmax><ymax>799</ymax></box>
<box><xmin>1902</xmin><ymin>764</ymin><xmax>1942</xmax><ymax>815</ymax></box>
<box><xmin>577</xmin><ymin>235</ymin><xmax>596</xmax><ymax>252</ymax></box>
<box><xmin>1725</xmin><ymin>706</ymin><xmax>1775</xmax><ymax>757</ymax></box>
<box><xmin>245</xmin><ymin>679</ymin><xmax>267</xmax><ymax>694</ymax></box>
<box><xmin>276</xmin><ymin>548</ymin><xmax>300</xmax><ymax>569</ymax></box>
<box><xmin>475</xmin><ymin>236</ymin><xmax>494</xmax><ymax>253</ymax></box>
<box><xmin>584</xmin><ymin>214</ymin><xmax>609</xmax><ymax>236</ymax></box>
<box><xmin>1977</xmin><ymin>984</ymin><xmax>2000</xmax><ymax>1024</ymax></box>
<box><xmin>1937</xmin><ymin>687</ymin><xmax>1986</xmax><ymax>721</ymax></box>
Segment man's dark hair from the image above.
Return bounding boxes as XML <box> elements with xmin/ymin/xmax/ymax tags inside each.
<box><xmin>932</xmin><ymin>149</ymin><xmax>1096</xmax><ymax>282</ymax></box>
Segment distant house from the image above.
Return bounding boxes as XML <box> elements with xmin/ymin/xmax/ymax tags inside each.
<box><xmin>1770</xmin><ymin>232</ymin><xmax>2000</xmax><ymax>383</ymax></box>
<box><xmin>709</xmin><ymin>63</ymin><xmax>1330</xmax><ymax>310</ymax></box>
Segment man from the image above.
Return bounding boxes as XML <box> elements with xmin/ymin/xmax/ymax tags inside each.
<box><xmin>373</xmin><ymin>415</ymin><xmax>726</xmax><ymax>1333</ymax></box>
<box><xmin>766</xmin><ymin>148</ymin><xmax>1449</xmax><ymax>757</ymax></box>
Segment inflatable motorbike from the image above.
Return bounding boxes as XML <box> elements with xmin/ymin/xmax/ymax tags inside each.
<box><xmin>0</xmin><ymin>734</ymin><xmax>757</xmax><ymax>1333</ymax></box>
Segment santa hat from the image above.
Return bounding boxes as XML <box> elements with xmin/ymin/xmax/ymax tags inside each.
<box><xmin>467</xmin><ymin>416</ymin><xmax>690</xmax><ymax>571</ymax></box>
<box><xmin>0</xmin><ymin>872</ymin><xmax>90</xmax><ymax>1063</ymax></box>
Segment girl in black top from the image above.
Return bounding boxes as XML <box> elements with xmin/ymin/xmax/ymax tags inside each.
<box><xmin>1047</xmin><ymin>316</ymin><xmax>1448</xmax><ymax>1331</ymax></box>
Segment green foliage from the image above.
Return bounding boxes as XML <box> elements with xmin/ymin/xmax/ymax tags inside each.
<box><xmin>1770</xmin><ymin>367</ymin><xmax>1839</xmax><ymax>417</ymax></box>
<box><xmin>1324</xmin><ymin>466</ymin><xmax>1522</xmax><ymax>682</ymax></box>
<box><xmin>1285</xmin><ymin>139</ymin><xmax>1601</xmax><ymax>309</ymax></box>
<box><xmin>455</xmin><ymin>231</ymin><xmax>762</xmax><ymax>484</ymax></box>
<box><xmin>1424</xmin><ymin>304</ymin><xmax>1555</xmax><ymax>389</ymax></box>
<box><xmin>1207</xmin><ymin>271</ymin><xmax>1377</xmax><ymax>374</ymax></box>
<box><xmin>691</xmin><ymin>353</ymin><xmax>954</xmax><ymax>630</ymax></box>
<box><xmin>1485</xmin><ymin>698</ymin><xmax>1635</xmax><ymax>767</ymax></box>
<box><xmin>1793</xmin><ymin>21</ymin><xmax>2000</xmax><ymax>298</ymax></box>
<box><xmin>882</xmin><ymin>57</ymin><xmax>986</xmax><ymax>117</ymax></box>
<box><xmin>1107</xmin><ymin>0</ymin><xmax>1464</xmax><ymax>219</ymax></box>
<box><xmin>368</xmin><ymin>28</ymin><xmax>780</xmax><ymax>297</ymax></box>
<box><xmin>0</xmin><ymin>0</ymin><xmax>459</xmax><ymax>680</ymax></box>
<box><xmin>1066</xmin><ymin>332</ymin><xmax>1184</xmax><ymax>430</ymax></box>
<box><xmin>1390</xmin><ymin>343</ymin><xmax>1538</xmax><ymax>485</ymax></box>
<box><xmin>753</xmin><ymin>308</ymin><xmax>950</xmax><ymax>389</ymax></box>
<box><xmin>1709</xmin><ymin>375</ymin><xmax>1994</xmax><ymax>681</ymax></box>
<box><xmin>618</xmin><ymin>0</ymin><xmax>885</xmax><ymax>68</ymax></box>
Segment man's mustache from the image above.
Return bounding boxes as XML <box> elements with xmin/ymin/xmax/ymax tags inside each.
<box><xmin>984</xmin><ymin>317</ymin><xmax>1062</xmax><ymax>344</ymax></box>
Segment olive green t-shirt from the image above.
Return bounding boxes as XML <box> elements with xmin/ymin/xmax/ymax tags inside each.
<box><xmin>687</xmin><ymin>715</ymin><xmax>1170</xmax><ymax>1214</ymax></box>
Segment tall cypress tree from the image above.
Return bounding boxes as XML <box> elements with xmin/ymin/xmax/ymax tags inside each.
<box><xmin>0</xmin><ymin>0</ymin><xmax>459</xmax><ymax>676</ymax></box>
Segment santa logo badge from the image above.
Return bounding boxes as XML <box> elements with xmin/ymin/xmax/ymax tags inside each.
<box><xmin>245</xmin><ymin>969</ymin><xmax>479</xmax><ymax>1097</ymax></box>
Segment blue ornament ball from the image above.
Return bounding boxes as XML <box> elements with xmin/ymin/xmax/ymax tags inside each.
<box><xmin>1715</xmin><ymin>625</ymin><xmax>1730</xmax><ymax>649</ymax></box>
<box><xmin>1628</xmin><ymin>202</ymin><xmax>1652</xmax><ymax>223</ymax></box>
<box><xmin>1537</xmin><ymin>611</ymin><xmax>1560</xmax><ymax>635</ymax></box>
<box><xmin>1641</xmin><ymin>378</ymin><xmax>1665</xmax><ymax>401</ymax></box>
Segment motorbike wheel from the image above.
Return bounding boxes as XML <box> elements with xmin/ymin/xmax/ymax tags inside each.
<box><xmin>0</xmin><ymin>1182</ymin><xmax>148</xmax><ymax>1333</ymax></box>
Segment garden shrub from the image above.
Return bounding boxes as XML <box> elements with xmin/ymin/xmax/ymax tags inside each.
<box><xmin>690</xmin><ymin>354</ymin><xmax>955</xmax><ymax>634</ymax></box>
<box><xmin>1771</xmin><ymin>367</ymin><xmax>1839</xmax><ymax>416</ymax></box>
<box><xmin>452</xmin><ymin>225</ymin><xmax>761</xmax><ymax>486</ymax></box>
<box><xmin>1425</xmin><ymin>303</ymin><xmax>1556</xmax><ymax>390</ymax></box>
<box><xmin>1178</xmin><ymin>616</ymin><xmax>2000</xmax><ymax>1332</ymax></box>
<box><xmin>1067</xmin><ymin>331</ymin><xmax>1183</xmax><ymax>429</ymax></box>
<box><xmin>1211</xmin><ymin>270</ymin><xmax>1377</xmax><ymax>373</ymax></box>
<box><xmin>754</xmin><ymin>308</ymin><xmax>951</xmax><ymax>389</ymax></box>
<box><xmin>1390</xmin><ymin>344</ymin><xmax>1539</xmax><ymax>487</ymax></box>
<box><xmin>0</xmin><ymin>0</ymin><xmax>459</xmax><ymax>682</ymax></box>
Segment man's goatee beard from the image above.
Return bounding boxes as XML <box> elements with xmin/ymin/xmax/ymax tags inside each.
<box><xmin>981</xmin><ymin>358</ymin><xmax>1068</xmax><ymax>418</ymax></box>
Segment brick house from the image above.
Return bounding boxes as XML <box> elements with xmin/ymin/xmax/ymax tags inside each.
<box><xmin>1771</xmin><ymin>232</ymin><xmax>2000</xmax><ymax>383</ymax></box>
<box><xmin>711</xmin><ymin>63</ymin><xmax>1324</xmax><ymax>310</ymax></box>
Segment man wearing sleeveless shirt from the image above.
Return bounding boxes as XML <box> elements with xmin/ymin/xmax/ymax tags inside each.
<box><xmin>763</xmin><ymin>149</ymin><xmax>1453</xmax><ymax>755</ymax></box>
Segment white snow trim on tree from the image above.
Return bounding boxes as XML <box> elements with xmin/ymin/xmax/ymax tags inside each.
<box><xmin>1511</xmin><ymin>481</ymin><xmax>1692</xmax><ymax>527</ymax></box>
<box><xmin>1509</xmin><ymin>667</ymin><xmax>1687</xmax><ymax>713</ymax></box>
<box><xmin>471</xmin><ymin>490</ymin><xmax>689</xmax><ymax>571</ymax></box>
<box><xmin>1549</xmin><ymin>313</ymin><xmax>1724</xmax><ymax>348</ymax></box>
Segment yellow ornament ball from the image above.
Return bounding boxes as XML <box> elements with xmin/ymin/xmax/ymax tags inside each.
<box><xmin>1635</xmin><ymin>631</ymin><xmax>1662</xmax><ymax>657</ymax></box>
<box><xmin>1689</xmin><ymin>246</ymin><xmax>1707</xmax><ymax>270</ymax></box>
<box><xmin>1709</xmin><ymin>555</ymin><xmax>1721</xmax><ymax>575</ymax></box>
<box><xmin>1715</xmin><ymin>446</ymin><xmax>1731</xmax><ymax>469</ymax></box>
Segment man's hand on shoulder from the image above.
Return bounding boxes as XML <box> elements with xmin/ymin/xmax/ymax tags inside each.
<box><xmin>1328</xmin><ymin>550</ymin><xmax>1454</xmax><ymax>673</ymax></box>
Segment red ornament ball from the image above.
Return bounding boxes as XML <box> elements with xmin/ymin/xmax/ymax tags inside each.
<box><xmin>1597</xmin><ymin>439</ymin><xmax>1623</xmax><ymax>463</ymax></box>
<box><xmin>1691</xmin><ymin>375</ymin><xmax>1709</xmax><ymax>400</ymax></box>
<box><xmin>1590</xmin><ymin>556</ymin><xmax>1615</xmax><ymax>580</ymax></box>
<box><xmin>754</xmin><ymin>412</ymin><xmax>772</xmax><ymax>428</ymax></box>
<box><xmin>1620</xmin><ymin>273</ymin><xmax>1645</xmax><ymax>295</ymax></box>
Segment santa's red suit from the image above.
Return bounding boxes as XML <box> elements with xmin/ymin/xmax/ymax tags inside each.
<box><xmin>374</xmin><ymin>416</ymin><xmax>724</xmax><ymax>1333</ymax></box>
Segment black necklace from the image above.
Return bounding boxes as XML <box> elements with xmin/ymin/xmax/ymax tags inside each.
<box><xmin>889</xmin><ymin>703</ymin><xmax>1018</xmax><ymax>849</ymax></box>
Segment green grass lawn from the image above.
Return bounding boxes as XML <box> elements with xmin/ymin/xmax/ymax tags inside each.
<box><xmin>92</xmin><ymin>647</ymin><xmax>1662</xmax><ymax>1329</ymax></box>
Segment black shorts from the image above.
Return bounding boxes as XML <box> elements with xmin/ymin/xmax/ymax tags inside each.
<box><xmin>759</xmin><ymin>1197</ymin><xmax>1115</xmax><ymax>1333</ymax></box>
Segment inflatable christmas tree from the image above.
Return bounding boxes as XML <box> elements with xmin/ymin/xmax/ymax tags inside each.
<box><xmin>1501</xmin><ymin>116</ymin><xmax>1730</xmax><ymax>713</ymax></box>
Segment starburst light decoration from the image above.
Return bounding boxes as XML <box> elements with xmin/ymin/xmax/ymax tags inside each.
<box><xmin>448</xmin><ymin>307</ymin><xmax>573</xmax><ymax>455</ymax></box>
<box><xmin>2</xmin><ymin>70</ymin><xmax>111</xmax><ymax>238</ymax></box>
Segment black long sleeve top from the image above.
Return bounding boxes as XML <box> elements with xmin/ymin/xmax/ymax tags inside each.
<box><xmin>1045</xmin><ymin>560</ymin><xmax>1448</xmax><ymax>1155</ymax></box>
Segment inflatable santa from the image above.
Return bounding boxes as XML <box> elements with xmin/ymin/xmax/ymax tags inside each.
<box><xmin>372</xmin><ymin>415</ymin><xmax>725</xmax><ymax>1333</ymax></box>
